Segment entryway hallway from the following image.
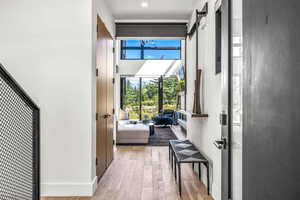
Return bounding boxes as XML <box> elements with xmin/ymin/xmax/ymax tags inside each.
<box><xmin>42</xmin><ymin>146</ymin><xmax>213</xmax><ymax>200</ymax></box>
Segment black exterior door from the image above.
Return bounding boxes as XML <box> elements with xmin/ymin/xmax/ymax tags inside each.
<box><xmin>243</xmin><ymin>0</ymin><xmax>300</xmax><ymax>199</ymax></box>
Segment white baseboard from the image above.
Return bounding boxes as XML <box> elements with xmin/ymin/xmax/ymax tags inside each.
<box><xmin>91</xmin><ymin>176</ymin><xmax>98</xmax><ymax>194</ymax></box>
<box><xmin>41</xmin><ymin>176</ymin><xmax>98</xmax><ymax>197</ymax></box>
<box><xmin>211</xmin><ymin>182</ymin><xmax>221</xmax><ymax>200</ymax></box>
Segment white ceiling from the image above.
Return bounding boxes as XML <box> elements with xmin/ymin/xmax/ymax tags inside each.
<box><xmin>104</xmin><ymin>0</ymin><xmax>198</xmax><ymax>21</ymax></box>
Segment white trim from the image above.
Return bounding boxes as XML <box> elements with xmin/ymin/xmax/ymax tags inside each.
<box><xmin>215</xmin><ymin>0</ymin><xmax>222</xmax><ymax>11</ymax></box>
<box><xmin>115</xmin><ymin>19</ymin><xmax>189</xmax><ymax>23</ymax></box>
<box><xmin>200</xmin><ymin>17</ymin><xmax>207</xmax><ymax>30</ymax></box>
<box><xmin>41</xmin><ymin>176</ymin><xmax>98</xmax><ymax>197</ymax></box>
<box><xmin>91</xmin><ymin>176</ymin><xmax>98</xmax><ymax>194</ymax></box>
<box><xmin>212</xmin><ymin>181</ymin><xmax>221</xmax><ymax>200</ymax></box>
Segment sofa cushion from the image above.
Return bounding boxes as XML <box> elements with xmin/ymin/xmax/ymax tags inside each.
<box><xmin>117</xmin><ymin>123</ymin><xmax>149</xmax><ymax>139</ymax></box>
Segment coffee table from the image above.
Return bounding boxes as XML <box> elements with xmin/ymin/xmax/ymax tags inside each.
<box><xmin>148</xmin><ymin>122</ymin><xmax>155</xmax><ymax>135</ymax></box>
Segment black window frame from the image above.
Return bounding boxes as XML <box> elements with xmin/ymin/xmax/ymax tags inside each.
<box><xmin>120</xmin><ymin>75</ymin><xmax>186</xmax><ymax>120</ymax></box>
<box><xmin>215</xmin><ymin>8</ymin><xmax>222</xmax><ymax>74</ymax></box>
<box><xmin>120</xmin><ymin>40</ymin><xmax>182</xmax><ymax>60</ymax></box>
<box><xmin>120</xmin><ymin>76</ymin><xmax>160</xmax><ymax>120</ymax></box>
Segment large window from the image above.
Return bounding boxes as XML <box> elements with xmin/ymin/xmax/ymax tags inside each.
<box><xmin>121</xmin><ymin>76</ymin><xmax>183</xmax><ymax>120</ymax></box>
<box><xmin>121</xmin><ymin>40</ymin><xmax>181</xmax><ymax>60</ymax></box>
<box><xmin>163</xmin><ymin>77</ymin><xmax>180</xmax><ymax>111</ymax></box>
<box><xmin>122</xmin><ymin>77</ymin><xmax>140</xmax><ymax>119</ymax></box>
<box><xmin>141</xmin><ymin>78</ymin><xmax>159</xmax><ymax>119</ymax></box>
<box><xmin>121</xmin><ymin>77</ymin><xmax>159</xmax><ymax>120</ymax></box>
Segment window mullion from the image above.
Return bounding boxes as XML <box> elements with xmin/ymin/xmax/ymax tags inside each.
<box><xmin>141</xmin><ymin>43</ymin><xmax>144</xmax><ymax>59</ymax></box>
<box><xmin>120</xmin><ymin>40</ymin><xmax>181</xmax><ymax>60</ymax></box>
<box><xmin>139</xmin><ymin>77</ymin><xmax>142</xmax><ymax>120</ymax></box>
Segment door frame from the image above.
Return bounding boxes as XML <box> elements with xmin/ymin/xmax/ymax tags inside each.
<box><xmin>217</xmin><ymin>0</ymin><xmax>233</xmax><ymax>199</ymax></box>
<box><xmin>95</xmin><ymin>15</ymin><xmax>114</xmax><ymax>181</ymax></box>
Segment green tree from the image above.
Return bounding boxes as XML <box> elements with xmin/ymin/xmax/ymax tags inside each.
<box><xmin>124</xmin><ymin>79</ymin><xmax>140</xmax><ymax>119</ymax></box>
<box><xmin>163</xmin><ymin>77</ymin><xmax>180</xmax><ymax>110</ymax></box>
<box><xmin>123</xmin><ymin>77</ymin><xmax>181</xmax><ymax>119</ymax></box>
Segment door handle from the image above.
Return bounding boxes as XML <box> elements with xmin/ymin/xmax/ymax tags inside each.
<box><xmin>214</xmin><ymin>137</ymin><xmax>227</xmax><ymax>150</ymax></box>
<box><xmin>103</xmin><ymin>114</ymin><xmax>111</xmax><ymax>119</ymax></box>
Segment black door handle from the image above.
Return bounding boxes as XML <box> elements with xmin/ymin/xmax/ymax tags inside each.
<box><xmin>214</xmin><ymin>137</ymin><xmax>227</xmax><ymax>150</ymax></box>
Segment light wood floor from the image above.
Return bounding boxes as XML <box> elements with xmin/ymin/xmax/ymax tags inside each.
<box><xmin>42</xmin><ymin>146</ymin><xmax>213</xmax><ymax>200</ymax></box>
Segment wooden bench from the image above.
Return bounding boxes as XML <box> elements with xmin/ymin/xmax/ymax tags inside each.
<box><xmin>169</xmin><ymin>140</ymin><xmax>210</xmax><ymax>196</ymax></box>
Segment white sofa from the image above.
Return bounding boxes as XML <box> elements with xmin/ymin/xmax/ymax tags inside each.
<box><xmin>116</xmin><ymin>120</ymin><xmax>150</xmax><ymax>144</ymax></box>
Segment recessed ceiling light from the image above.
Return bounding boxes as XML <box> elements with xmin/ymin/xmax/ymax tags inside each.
<box><xmin>141</xmin><ymin>1</ymin><xmax>149</xmax><ymax>8</ymax></box>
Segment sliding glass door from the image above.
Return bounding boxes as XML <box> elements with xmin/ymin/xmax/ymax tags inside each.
<box><xmin>121</xmin><ymin>76</ymin><xmax>183</xmax><ymax>120</ymax></box>
<box><xmin>123</xmin><ymin>77</ymin><xmax>140</xmax><ymax>119</ymax></box>
<box><xmin>163</xmin><ymin>77</ymin><xmax>180</xmax><ymax>111</ymax></box>
<box><xmin>141</xmin><ymin>78</ymin><xmax>159</xmax><ymax>119</ymax></box>
<box><xmin>122</xmin><ymin>77</ymin><xmax>159</xmax><ymax>120</ymax></box>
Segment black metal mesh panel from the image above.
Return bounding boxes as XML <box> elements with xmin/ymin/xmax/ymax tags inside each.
<box><xmin>0</xmin><ymin>72</ymin><xmax>37</xmax><ymax>199</ymax></box>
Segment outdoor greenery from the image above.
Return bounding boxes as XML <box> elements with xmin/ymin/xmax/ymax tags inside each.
<box><xmin>123</xmin><ymin>77</ymin><xmax>183</xmax><ymax>119</ymax></box>
<box><xmin>163</xmin><ymin>77</ymin><xmax>180</xmax><ymax>111</ymax></box>
<box><xmin>142</xmin><ymin>78</ymin><xmax>159</xmax><ymax>119</ymax></box>
<box><xmin>123</xmin><ymin>78</ymin><xmax>140</xmax><ymax>119</ymax></box>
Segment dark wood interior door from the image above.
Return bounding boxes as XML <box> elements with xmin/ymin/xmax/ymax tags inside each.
<box><xmin>96</xmin><ymin>16</ymin><xmax>107</xmax><ymax>179</ymax></box>
<box><xmin>104</xmin><ymin>27</ymin><xmax>114</xmax><ymax>167</ymax></box>
<box><xmin>96</xmin><ymin>16</ymin><xmax>114</xmax><ymax>180</ymax></box>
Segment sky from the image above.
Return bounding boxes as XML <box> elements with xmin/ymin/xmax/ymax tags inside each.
<box><xmin>122</xmin><ymin>40</ymin><xmax>181</xmax><ymax>60</ymax></box>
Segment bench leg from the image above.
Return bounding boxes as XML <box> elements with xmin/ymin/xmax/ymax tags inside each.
<box><xmin>174</xmin><ymin>158</ymin><xmax>177</xmax><ymax>181</ymax></box>
<box><xmin>178</xmin><ymin>163</ymin><xmax>182</xmax><ymax>196</ymax></box>
<box><xmin>206</xmin><ymin>163</ymin><xmax>210</xmax><ymax>195</ymax></box>
<box><xmin>198</xmin><ymin>163</ymin><xmax>202</xmax><ymax>180</ymax></box>
<box><xmin>171</xmin><ymin>151</ymin><xmax>173</xmax><ymax>171</ymax></box>
<box><xmin>168</xmin><ymin>145</ymin><xmax>171</xmax><ymax>163</ymax></box>
<box><xmin>192</xmin><ymin>162</ymin><xmax>195</xmax><ymax>170</ymax></box>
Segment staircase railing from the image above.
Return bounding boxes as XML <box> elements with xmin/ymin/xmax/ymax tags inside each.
<box><xmin>0</xmin><ymin>63</ymin><xmax>40</xmax><ymax>200</ymax></box>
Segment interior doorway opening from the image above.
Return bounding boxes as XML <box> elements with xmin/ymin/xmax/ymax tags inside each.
<box><xmin>116</xmin><ymin>38</ymin><xmax>187</xmax><ymax>147</ymax></box>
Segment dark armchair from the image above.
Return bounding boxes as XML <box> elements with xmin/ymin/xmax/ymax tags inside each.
<box><xmin>153</xmin><ymin>110</ymin><xmax>178</xmax><ymax>126</ymax></box>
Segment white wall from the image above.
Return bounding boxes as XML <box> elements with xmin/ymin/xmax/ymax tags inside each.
<box><xmin>0</xmin><ymin>0</ymin><xmax>114</xmax><ymax>196</ymax></box>
<box><xmin>96</xmin><ymin>0</ymin><xmax>115</xmax><ymax>37</ymax></box>
<box><xmin>119</xmin><ymin>60</ymin><xmax>147</xmax><ymax>75</ymax></box>
<box><xmin>186</xmin><ymin>1</ymin><xmax>222</xmax><ymax>200</ymax></box>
